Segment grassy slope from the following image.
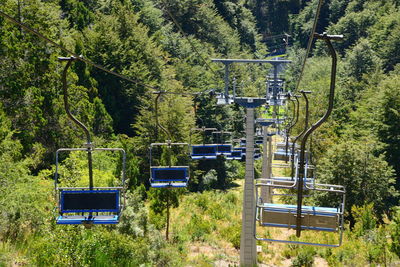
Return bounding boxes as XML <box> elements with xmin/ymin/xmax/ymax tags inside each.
<box><xmin>168</xmin><ymin>139</ymin><xmax>399</xmax><ymax>266</ymax></box>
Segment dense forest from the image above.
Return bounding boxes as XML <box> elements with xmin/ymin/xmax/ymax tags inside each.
<box><xmin>1</xmin><ymin>0</ymin><xmax>400</xmax><ymax>266</ymax></box>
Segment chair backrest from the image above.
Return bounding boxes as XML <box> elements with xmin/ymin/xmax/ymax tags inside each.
<box><xmin>191</xmin><ymin>145</ymin><xmax>217</xmax><ymax>155</ymax></box>
<box><xmin>60</xmin><ymin>190</ymin><xmax>120</xmax><ymax>213</ymax></box>
<box><xmin>217</xmin><ymin>144</ymin><xmax>232</xmax><ymax>153</ymax></box>
<box><xmin>151</xmin><ymin>167</ymin><xmax>188</xmax><ymax>182</ymax></box>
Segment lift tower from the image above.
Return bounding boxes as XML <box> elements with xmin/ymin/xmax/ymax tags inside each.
<box><xmin>212</xmin><ymin>58</ymin><xmax>290</xmax><ymax>266</ymax></box>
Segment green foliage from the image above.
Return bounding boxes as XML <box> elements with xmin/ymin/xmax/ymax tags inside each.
<box><xmin>61</xmin><ymin>0</ymin><xmax>94</xmax><ymax>30</ymax></box>
<box><xmin>391</xmin><ymin>207</ymin><xmax>400</xmax><ymax>257</ymax></box>
<box><xmin>377</xmin><ymin>72</ymin><xmax>400</xmax><ymax>189</ymax></box>
<box><xmin>148</xmin><ymin>188</ymin><xmax>183</xmax><ymax>215</ymax></box>
<box><xmin>317</xmin><ymin>140</ymin><xmax>396</xmax><ymax>220</ymax></box>
<box><xmin>344</xmin><ymin>38</ymin><xmax>381</xmax><ymax>81</ymax></box>
<box><xmin>352</xmin><ymin>203</ymin><xmax>377</xmax><ymax>237</ymax></box>
<box><xmin>328</xmin><ymin>7</ymin><xmax>377</xmax><ymax>53</ymax></box>
<box><xmin>2</xmin><ymin>0</ymin><xmax>400</xmax><ymax>265</ymax></box>
<box><xmin>220</xmin><ymin>222</ymin><xmax>241</xmax><ymax>249</ymax></box>
<box><xmin>291</xmin><ymin>246</ymin><xmax>316</xmax><ymax>267</ymax></box>
<box><xmin>186</xmin><ymin>213</ymin><xmax>215</xmax><ymax>241</ymax></box>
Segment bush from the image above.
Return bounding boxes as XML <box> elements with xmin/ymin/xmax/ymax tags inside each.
<box><xmin>186</xmin><ymin>214</ymin><xmax>214</xmax><ymax>242</ymax></box>
<box><xmin>291</xmin><ymin>247</ymin><xmax>316</xmax><ymax>267</ymax></box>
<box><xmin>220</xmin><ymin>223</ymin><xmax>241</xmax><ymax>249</ymax></box>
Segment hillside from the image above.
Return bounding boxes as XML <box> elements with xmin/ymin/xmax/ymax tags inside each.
<box><xmin>1</xmin><ymin>0</ymin><xmax>400</xmax><ymax>266</ymax></box>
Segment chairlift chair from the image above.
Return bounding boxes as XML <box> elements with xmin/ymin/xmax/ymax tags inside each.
<box><xmin>255</xmin><ymin>136</ymin><xmax>264</xmax><ymax>145</ymax></box>
<box><xmin>212</xmin><ymin>131</ymin><xmax>233</xmax><ymax>156</ymax></box>
<box><xmin>255</xmin><ymin>179</ymin><xmax>345</xmax><ymax>247</ymax></box>
<box><xmin>55</xmin><ymin>56</ymin><xmax>126</xmax><ymax>226</ymax></box>
<box><xmin>55</xmin><ymin>147</ymin><xmax>127</xmax><ymax>225</ymax></box>
<box><xmin>255</xmin><ymin>33</ymin><xmax>346</xmax><ymax>247</ymax></box>
<box><xmin>190</xmin><ymin>127</ymin><xmax>218</xmax><ymax>160</ymax></box>
<box><xmin>150</xmin><ymin>142</ymin><xmax>190</xmax><ymax>188</ymax></box>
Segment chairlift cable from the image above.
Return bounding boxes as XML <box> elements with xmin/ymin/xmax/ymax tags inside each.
<box><xmin>0</xmin><ymin>9</ymin><xmax>215</xmax><ymax>96</ymax></box>
<box><xmin>0</xmin><ymin>9</ymin><xmax>160</xmax><ymax>90</ymax></box>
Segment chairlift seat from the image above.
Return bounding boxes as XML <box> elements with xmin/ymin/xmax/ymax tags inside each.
<box><xmin>59</xmin><ymin>189</ymin><xmax>120</xmax><ymax>212</ymax></box>
<box><xmin>150</xmin><ymin>167</ymin><xmax>189</xmax><ymax>188</ymax></box>
<box><xmin>57</xmin><ymin>215</ymin><xmax>119</xmax><ymax>224</ymax></box>
<box><xmin>273</xmin><ymin>151</ymin><xmax>293</xmax><ymax>161</ymax></box>
<box><xmin>276</xmin><ymin>142</ymin><xmax>299</xmax><ymax>150</ymax></box>
<box><xmin>260</xmin><ymin>203</ymin><xmax>339</xmax><ymax>232</ymax></box>
<box><xmin>150</xmin><ymin>182</ymin><xmax>188</xmax><ymax>188</ymax></box>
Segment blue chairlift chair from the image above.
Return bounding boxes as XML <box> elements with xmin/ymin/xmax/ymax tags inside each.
<box><xmin>255</xmin><ymin>136</ymin><xmax>264</xmax><ymax>145</ymax></box>
<box><xmin>191</xmin><ymin>145</ymin><xmax>218</xmax><ymax>160</ymax></box>
<box><xmin>150</xmin><ymin>142</ymin><xmax>190</xmax><ymax>188</ymax></box>
<box><xmin>212</xmin><ymin>131</ymin><xmax>233</xmax><ymax>156</ymax></box>
<box><xmin>55</xmin><ymin>156</ymin><xmax>125</xmax><ymax>225</ymax></box>
<box><xmin>56</xmin><ymin>57</ymin><xmax>126</xmax><ymax>226</ymax></box>
<box><xmin>55</xmin><ymin>148</ymin><xmax>127</xmax><ymax>225</ymax></box>
<box><xmin>190</xmin><ymin>127</ymin><xmax>219</xmax><ymax>160</ymax></box>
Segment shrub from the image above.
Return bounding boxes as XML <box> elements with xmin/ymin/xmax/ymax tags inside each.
<box><xmin>291</xmin><ymin>247</ymin><xmax>316</xmax><ymax>267</ymax></box>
